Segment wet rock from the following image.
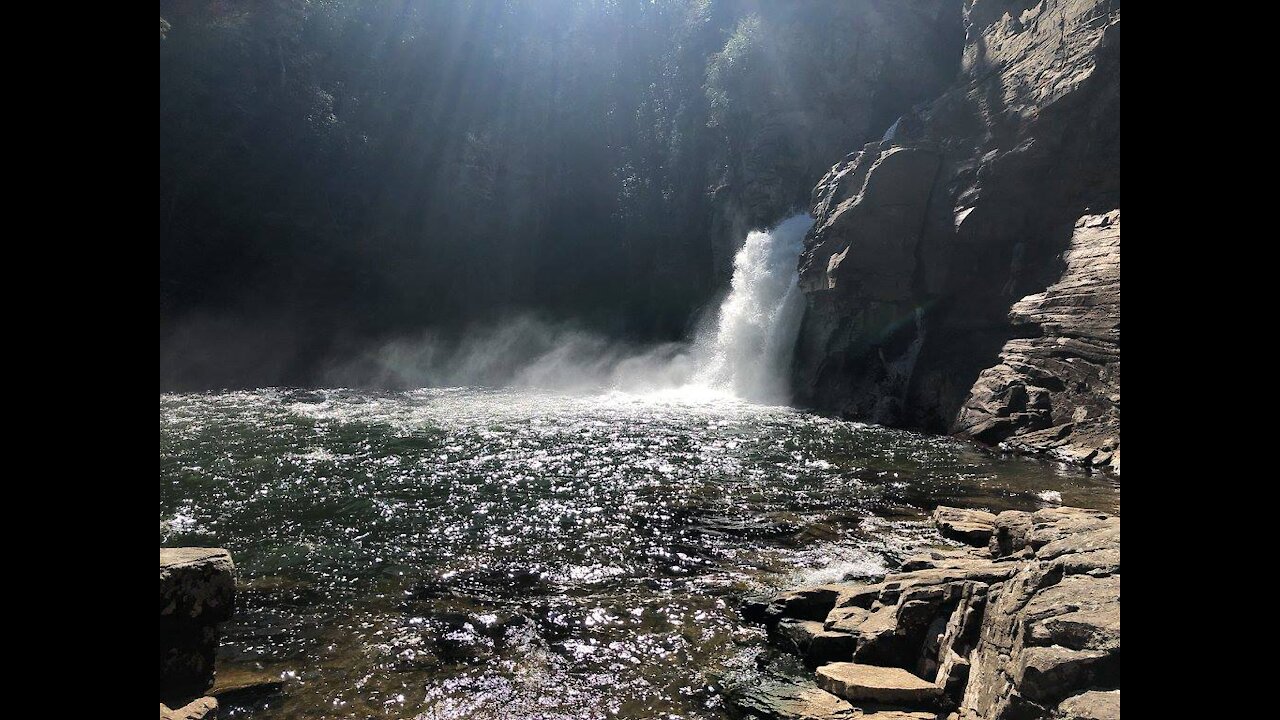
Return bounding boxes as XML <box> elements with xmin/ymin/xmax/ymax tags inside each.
<box><xmin>721</xmin><ymin>670</ymin><xmax>858</xmax><ymax>720</ymax></box>
<box><xmin>160</xmin><ymin>696</ymin><xmax>217</xmax><ymax>720</ymax></box>
<box><xmin>209</xmin><ymin>666</ymin><xmax>284</xmax><ymax>704</ymax></box>
<box><xmin>931</xmin><ymin>508</ymin><xmax>996</xmax><ymax>547</ymax></box>
<box><xmin>161</xmin><ymin>548</ymin><xmax>236</xmax><ymax>707</ymax></box>
<box><xmin>775</xmin><ymin>619</ymin><xmax>856</xmax><ymax>665</ymax></box>
<box><xmin>1055</xmin><ymin>690</ymin><xmax>1119</xmax><ymax>720</ymax></box>
<box><xmin>765</xmin><ymin>585</ymin><xmax>847</xmax><ymax>624</ymax></box>
<box><xmin>743</xmin><ymin>594</ymin><xmax>772</xmax><ymax>623</ymax></box>
<box><xmin>816</xmin><ymin>663</ymin><xmax>943</xmax><ymax>706</ymax></box>
<box><xmin>471</xmin><ymin>610</ymin><xmax>528</xmax><ymax>637</ymax></box>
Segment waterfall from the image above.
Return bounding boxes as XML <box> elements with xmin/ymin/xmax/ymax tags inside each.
<box><xmin>325</xmin><ymin>213</ymin><xmax>814</xmax><ymax>403</ymax></box>
<box><xmin>692</xmin><ymin>213</ymin><xmax>812</xmax><ymax>404</ymax></box>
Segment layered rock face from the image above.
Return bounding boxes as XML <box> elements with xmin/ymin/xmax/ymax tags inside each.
<box><xmin>952</xmin><ymin>212</ymin><xmax>1119</xmax><ymax>471</ymax></box>
<box><xmin>730</xmin><ymin>505</ymin><xmax>1120</xmax><ymax>720</ymax></box>
<box><xmin>792</xmin><ymin>0</ymin><xmax>1120</xmax><ymax>471</ymax></box>
<box><xmin>161</xmin><ymin>548</ymin><xmax>236</xmax><ymax>715</ymax></box>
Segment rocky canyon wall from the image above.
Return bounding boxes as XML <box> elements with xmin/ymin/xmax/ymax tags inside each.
<box><xmin>702</xmin><ymin>1</ymin><xmax>964</xmax><ymax>285</ymax></box>
<box><xmin>792</xmin><ymin>0</ymin><xmax>1120</xmax><ymax>473</ymax></box>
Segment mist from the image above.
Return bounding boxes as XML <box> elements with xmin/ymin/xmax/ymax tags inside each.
<box><xmin>321</xmin><ymin>314</ymin><xmax>702</xmax><ymax>394</ymax></box>
<box><xmin>319</xmin><ymin>214</ymin><xmax>813</xmax><ymax>403</ymax></box>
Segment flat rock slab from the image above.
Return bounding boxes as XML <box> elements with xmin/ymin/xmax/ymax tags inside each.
<box><xmin>1057</xmin><ymin>689</ymin><xmax>1119</xmax><ymax>720</ymax></box>
<box><xmin>815</xmin><ymin>663</ymin><xmax>943</xmax><ymax>706</ymax></box>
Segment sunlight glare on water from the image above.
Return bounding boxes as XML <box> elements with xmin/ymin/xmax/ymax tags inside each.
<box><xmin>160</xmin><ymin>388</ymin><xmax>1117</xmax><ymax>720</ymax></box>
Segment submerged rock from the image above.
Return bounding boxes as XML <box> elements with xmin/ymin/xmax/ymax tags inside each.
<box><xmin>404</xmin><ymin>565</ymin><xmax>551</xmax><ymax>605</ymax></box>
<box><xmin>721</xmin><ymin>670</ymin><xmax>858</xmax><ymax>720</ymax></box>
<box><xmin>209</xmin><ymin>666</ymin><xmax>284</xmax><ymax>704</ymax></box>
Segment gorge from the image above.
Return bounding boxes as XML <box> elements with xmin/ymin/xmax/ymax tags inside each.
<box><xmin>160</xmin><ymin>1</ymin><xmax>1120</xmax><ymax>718</ymax></box>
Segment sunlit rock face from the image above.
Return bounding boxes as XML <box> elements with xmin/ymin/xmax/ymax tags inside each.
<box><xmin>792</xmin><ymin>0</ymin><xmax>1120</xmax><ymax>471</ymax></box>
<box><xmin>953</xmin><ymin>212</ymin><xmax>1119</xmax><ymax>473</ymax></box>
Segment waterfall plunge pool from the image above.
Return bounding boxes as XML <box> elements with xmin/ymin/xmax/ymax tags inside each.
<box><xmin>161</xmin><ymin>387</ymin><xmax>1117</xmax><ymax>719</ymax></box>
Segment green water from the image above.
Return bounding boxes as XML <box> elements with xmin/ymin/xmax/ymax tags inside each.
<box><xmin>160</xmin><ymin>387</ymin><xmax>1117</xmax><ymax>719</ymax></box>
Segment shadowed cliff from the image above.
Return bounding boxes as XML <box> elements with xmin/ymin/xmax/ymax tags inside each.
<box><xmin>159</xmin><ymin>0</ymin><xmax>962</xmax><ymax>391</ymax></box>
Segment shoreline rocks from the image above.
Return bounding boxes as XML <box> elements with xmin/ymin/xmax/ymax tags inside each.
<box><xmin>728</xmin><ymin>505</ymin><xmax>1119</xmax><ymax>720</ymax></box>
<box><xmin>161</xmin><ymin>547</ymin><xmax>236</xmax><ymax>717</ymax></box>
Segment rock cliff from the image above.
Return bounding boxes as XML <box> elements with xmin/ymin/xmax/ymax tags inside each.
<box><xmin>791</xmin><ymin>0</ymin><xmax>1120</xmax><ymax>472</ymax></box>
<box><xmin>727</xmin><ymin>505</ymin><xmax>1120</xmax><ymax>720</ymax></box>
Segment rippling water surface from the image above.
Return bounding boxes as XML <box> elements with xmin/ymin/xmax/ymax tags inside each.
<box><xmin>160</xmin><ymin>388</ymin><xmax>1118</xmax><ymax>719</ymax></box>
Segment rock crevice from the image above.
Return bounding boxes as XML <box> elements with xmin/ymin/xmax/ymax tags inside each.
<box><xmin>728</xmin><ymin>505</ymin><xmax>1119</xmax><ymax>720</ymax></box>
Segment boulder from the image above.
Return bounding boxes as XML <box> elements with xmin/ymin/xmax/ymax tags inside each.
<box><xmin>161</xmin><ymin>548</ymin><xmax>235</xmax><ymax>707</ymax></box>
<box><xmin>209</xmin><ymin>665</ymin><xmax>285</xmax><ymax>704</ymax></box>
<box><xmin>931</xmin><ymin>508</ymin><xmax>996</xmax><ymax>546</ymax></box>
<box><xmin>988</xmin><ymin>511</ymin><xmax>1034</xmax><ymax>558</ymax></box>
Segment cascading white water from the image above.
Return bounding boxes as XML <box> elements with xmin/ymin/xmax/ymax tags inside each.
<box><xmin>691</xmin><ymin>213</ymin><xmax>812</xmax><ymax>404</ymax></box>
